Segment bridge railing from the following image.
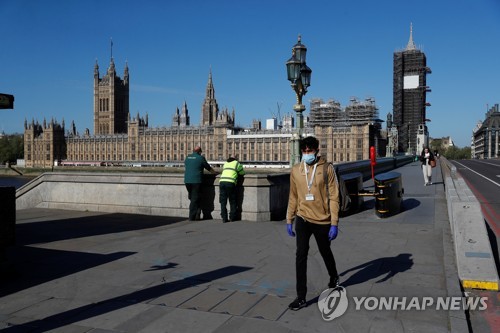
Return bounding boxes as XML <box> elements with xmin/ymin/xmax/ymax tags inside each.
<box><xmin>15</xmin><ymin>156</ymin><xmax>414</xmax><ymax>222</ymax></box>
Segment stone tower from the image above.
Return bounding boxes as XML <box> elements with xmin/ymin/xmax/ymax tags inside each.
<box><xmin>93</xmin><ymin>51</ymin><xmax>129</xmax><ymax>135</ymax></box>
<box><xmin>201</xmin><ymin>69</ymin><xmax>219</xmax><ymax>126</ymax></box>
<box><xmin>172</xmin><ymin>101</ymin><xmax>190</xmax><ymax>127</ymax></box>
<box><xmin>24</xmin><ymin>118</ymin><xmax>66</xmax><ymax>167</ymax></box>
<box><xmin>393</xmin><ymin>24</ymin><xmax>431</xmax><ymax>154</ymax></box>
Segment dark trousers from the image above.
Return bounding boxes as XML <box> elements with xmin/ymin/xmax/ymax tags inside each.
<box><xmin>185</xmin><ymin>183</ymin><xmax>201</xmax><ymax>220</ymax></box>
<box><xmin>219</xmin><ymin>182</ymin><xmax>237</xmax><ymax>221</ymax></box>
<box><xmin>295</xmin><ymin>216</ymin><xmax>338</xmax><ymax>300</ymax></box>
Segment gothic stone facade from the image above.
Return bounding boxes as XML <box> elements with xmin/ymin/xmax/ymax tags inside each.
<box><xmin>24</xmin><ymin>119</ymin><xmax>66</xmax><ymax>168</ymax></box>
<box><xmin>24</xmin><ymin>58</ymin><xmax>383</xmax><ymax>168</ymax></box>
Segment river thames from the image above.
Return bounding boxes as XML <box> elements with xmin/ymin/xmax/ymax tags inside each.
<box><xmin>0</xmin><ymin>176</ymin><xmax>35</xmax><ymax>189</ymax></box>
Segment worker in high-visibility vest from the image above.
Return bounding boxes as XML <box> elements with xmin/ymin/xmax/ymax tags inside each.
<box><xmin>219</xmin><ymin>156</ymin><xmax>245</xmax><ymax>223</ymax></box>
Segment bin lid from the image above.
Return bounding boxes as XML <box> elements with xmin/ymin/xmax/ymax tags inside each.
<box><xmin>374</xmin><ymin>171</ymin><xmax>401</xmax><ymax>182</ymax></box>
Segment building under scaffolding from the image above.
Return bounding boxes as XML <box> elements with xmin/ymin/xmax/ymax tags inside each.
<box><xmin>308</xmin><ymin>97</ymin><xmax>384</xmax><ymax>161</ymax></box>
<box><xmin>309</xmin><ymin>97</ymin><xmax>380</xmax><ymax>127</ymax></box>
<box><xmin>309</xmin><ymin>98</ymin><xmax>343</xmax><ymax>126</ymax></box>
<box><xmin>393</xmin><ymin>24</ymin><xmax>431</xmax><ymax>154</ymax></box>
<box><xmin>345</xmin><ymin>97</ymin><xmax>380</xmax><ymax>126</ymax></box>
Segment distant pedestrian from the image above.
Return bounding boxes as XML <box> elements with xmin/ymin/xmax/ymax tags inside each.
<box><xmin>219</xmin><ymin>156</ymin><xmax>245</xmax><ymax>223</ymax></box>
<box><xmin>184</xmin><ymin>146</ymin><xmax>218</xmax><ymax>220</ymax></box>
<box><xmin>420</xmin><ymin>147</ymin><xmax>435</xmax><ymax>186</ymax></box>
<box><xmin>286</xmin><ymin>136</ymin><xmax>340</xmax><ymax>311</ymax></box>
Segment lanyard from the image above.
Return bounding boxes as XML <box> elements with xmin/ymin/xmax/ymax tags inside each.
<box><xmin>304</xmin><ymin>161</ymin><xmax>318</xmax><ymax>193</ymax></box>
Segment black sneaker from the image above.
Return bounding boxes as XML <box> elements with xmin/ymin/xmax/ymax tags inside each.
<box><xmin>328</xmin><ymin>276</ymin><xmax>340</xmax><ymax>289</ymax></box>
<box><xmin>288</xmin><ymin>297</ymin><xmax>307</xmax><ymax>311</ymax></box>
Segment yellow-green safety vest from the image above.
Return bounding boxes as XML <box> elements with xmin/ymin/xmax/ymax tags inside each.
<box><xmin>220</xmin><ymin>160</ymin><xmax>245</xmax><ymax>184</ymax></box>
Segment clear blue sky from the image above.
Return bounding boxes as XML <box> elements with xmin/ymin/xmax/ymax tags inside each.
<box><xmin>1</xmin><ymin>0</ymin><xmax>499</xmax><ymax>148</ymax></box>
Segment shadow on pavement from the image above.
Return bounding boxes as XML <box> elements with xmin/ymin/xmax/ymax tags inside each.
<box><xmin>1</xmin><ymin>213</ymin><xmax>186</xmax><ymax>297</ymax></box>
<box><xmin>402</xmin><ymin>198</ymin><xmax>421</xmax><ymax>211</ymax></box>
<box><xmin>339</xmin><ymin>253</ymin><xmax>414</xmax><ymax>287</ymax></box>
<box><xmin>1</xmin><ymin>248</ymin><xmax>135</xmax><ymax>297</ymax></box>
<box><xmin>485</xmin><ymin>220</ymin><xmax>500</xmax><ymax>277</ymax></box>
<box><xmin>0</xmin><ymin>246</ymin><xmax>134</xmax><ymax>297</ymax></box>
<box><xmin>15</xmin><ymin>213</ymin><xmax>186</xmax><ymax>245</ymax></box>
<box><xmin>2</xmin><ymin>265</ymin><xmax>252</xmax><ymax>333</ymax></box>
<box><xmin>144</xmin><ymin>263</ymin><xmax>179</xmax><ymax>272</ymax></box>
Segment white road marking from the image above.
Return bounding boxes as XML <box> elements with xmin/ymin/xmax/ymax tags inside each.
<box><xmin>473</xmin><ymin>160</ymin><xmax>500</xmax><ymax>167</ymax></box>
<box><xmin>454</xmin><ymin>161</ymin><xmax>500</xmax><ymax>188</ymax></box>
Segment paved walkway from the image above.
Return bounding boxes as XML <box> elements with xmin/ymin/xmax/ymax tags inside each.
<box><xmin>0</xmin><ymin>162</ymin><xmax>475</xmax><ymax>332</ymax></box>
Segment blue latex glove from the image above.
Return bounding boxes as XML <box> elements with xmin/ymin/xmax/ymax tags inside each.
<box><xmin>328</xmin><ymin>225</ymin><xmax>338</xmax><ymax>241</ymax></box>
<box><xmin>287</xmin><ymin>223</ymin><xmax>296</xmax><ymax>237</ymax></box>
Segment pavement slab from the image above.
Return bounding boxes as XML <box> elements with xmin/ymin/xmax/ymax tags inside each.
<box><xmin>0</xmin><ymin>162</ymin><xmax>485</xmax><ymax>332</ymax></box>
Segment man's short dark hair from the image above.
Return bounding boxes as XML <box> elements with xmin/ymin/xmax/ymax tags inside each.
<box><xmin>300</xmin><ymin>136</ymin><xmax>319</xmax><ymax>151</ymax></box>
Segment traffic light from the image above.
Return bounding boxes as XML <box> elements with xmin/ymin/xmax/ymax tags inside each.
<box><xmin>0</xmin><ymin>93</ymin><xmax>14</xmax><ymax>109</ymax></box>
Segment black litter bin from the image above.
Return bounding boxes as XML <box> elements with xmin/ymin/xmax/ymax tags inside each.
<box><xmin>374</xmin><ymin>172</ymin><xmax>403</xmax><ymax>218</ymax></box>
<box><xmin>340</xmin><ymin>172</ymin><xmax>363</xmax><ymax>215</ymax></box>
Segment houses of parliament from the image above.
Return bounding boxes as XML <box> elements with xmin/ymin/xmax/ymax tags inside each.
<box><xmin>24</xmin><ymin>54</ymin><xmax>385</xmax><ymax>168</ymax></box>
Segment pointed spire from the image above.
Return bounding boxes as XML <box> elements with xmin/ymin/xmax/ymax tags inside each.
<box><xmin>206</xmin><ymin>67</ymin><xmax>215</xmax><ymax>99</ymax></box>
<box><xmin>110</xmin><ymin>37</ymin><xmax>114</xmax><ymax>61</ymax></box>
<box><xmin>124</xmin><ymin>60</ymin><xmax>129</xmax><ymax>84</ymax></box>
<box><xmin>406</xmin><ymin>23</ymin><xmax>417</xmax><ymax>51</ymax></box>
<box><xmin>207</xmin><ymin>67</ymin><xmax>213</xmax><ymax>88</ymax></box>
<box><xmin>109</xmin><ymin>57</ymin><xmax>115</xmax><ymax>72</ymax></box>
<box><xmin>108</xmin><ymin>38</ymin><xmax>115</xmax><ymax>73</ymax></box>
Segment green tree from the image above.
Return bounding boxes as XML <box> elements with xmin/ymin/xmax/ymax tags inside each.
<box><xmin>429</xmin><ymin>139</ymin><xmax>442</xmax><ymax>154</ymax></box>
<box><xmin>442</xmin><ymin>146</ymin><xmax>471</xmax><ymax>160</ymax></box>
<box><xmin>0</xmin><ymin>134</ymin><xmax>24</xmax><ymax>164</ymax></box>
<box><xmin>460</xmin><ymin>147</ymin><xmax>471</xmax><ymax>159</ymax></box>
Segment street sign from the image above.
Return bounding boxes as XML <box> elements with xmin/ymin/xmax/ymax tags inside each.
<box><xmin>0</xmin><ymin>93</ymin><xmax>14</xmax><ymax>109</ymax></box>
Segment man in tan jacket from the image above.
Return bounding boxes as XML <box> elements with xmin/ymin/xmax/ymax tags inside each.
<box><xmin>286</xmin><ymin>136</ymin><xmax>340</xmax><ymax>310</ymax></box>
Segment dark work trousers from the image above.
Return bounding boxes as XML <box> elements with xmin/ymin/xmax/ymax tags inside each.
<box><xmin>295</xmin><ymin>216</ymin><xmax>338</xmax><ymax>300</ymax></box>
<box><xmin>185</xmin><ymin>183</ymin><xmax>201</xmax><ymax>220</ymax></box>
<box><xmin>219</xmin><ymin>181</ymin><xmax>237</xmax><ymax>222</ymax></box>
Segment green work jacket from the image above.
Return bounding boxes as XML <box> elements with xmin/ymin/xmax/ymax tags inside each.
<box><xmin>184</xmin><ymin>152</ymin><xmax>212</xmax><ymax>184</ymax></box>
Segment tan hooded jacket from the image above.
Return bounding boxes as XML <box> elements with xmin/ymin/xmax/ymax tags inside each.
<box><xmin>286</xmin><ymin>156</ymin><xmax>340</xmax><ymax>226</ymax></box>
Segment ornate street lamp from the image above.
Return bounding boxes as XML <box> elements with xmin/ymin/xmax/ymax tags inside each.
<box><xmin>286</xmin><ymin>35</ymin><xmax>312</xmax><ymax>166</ymax></box>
